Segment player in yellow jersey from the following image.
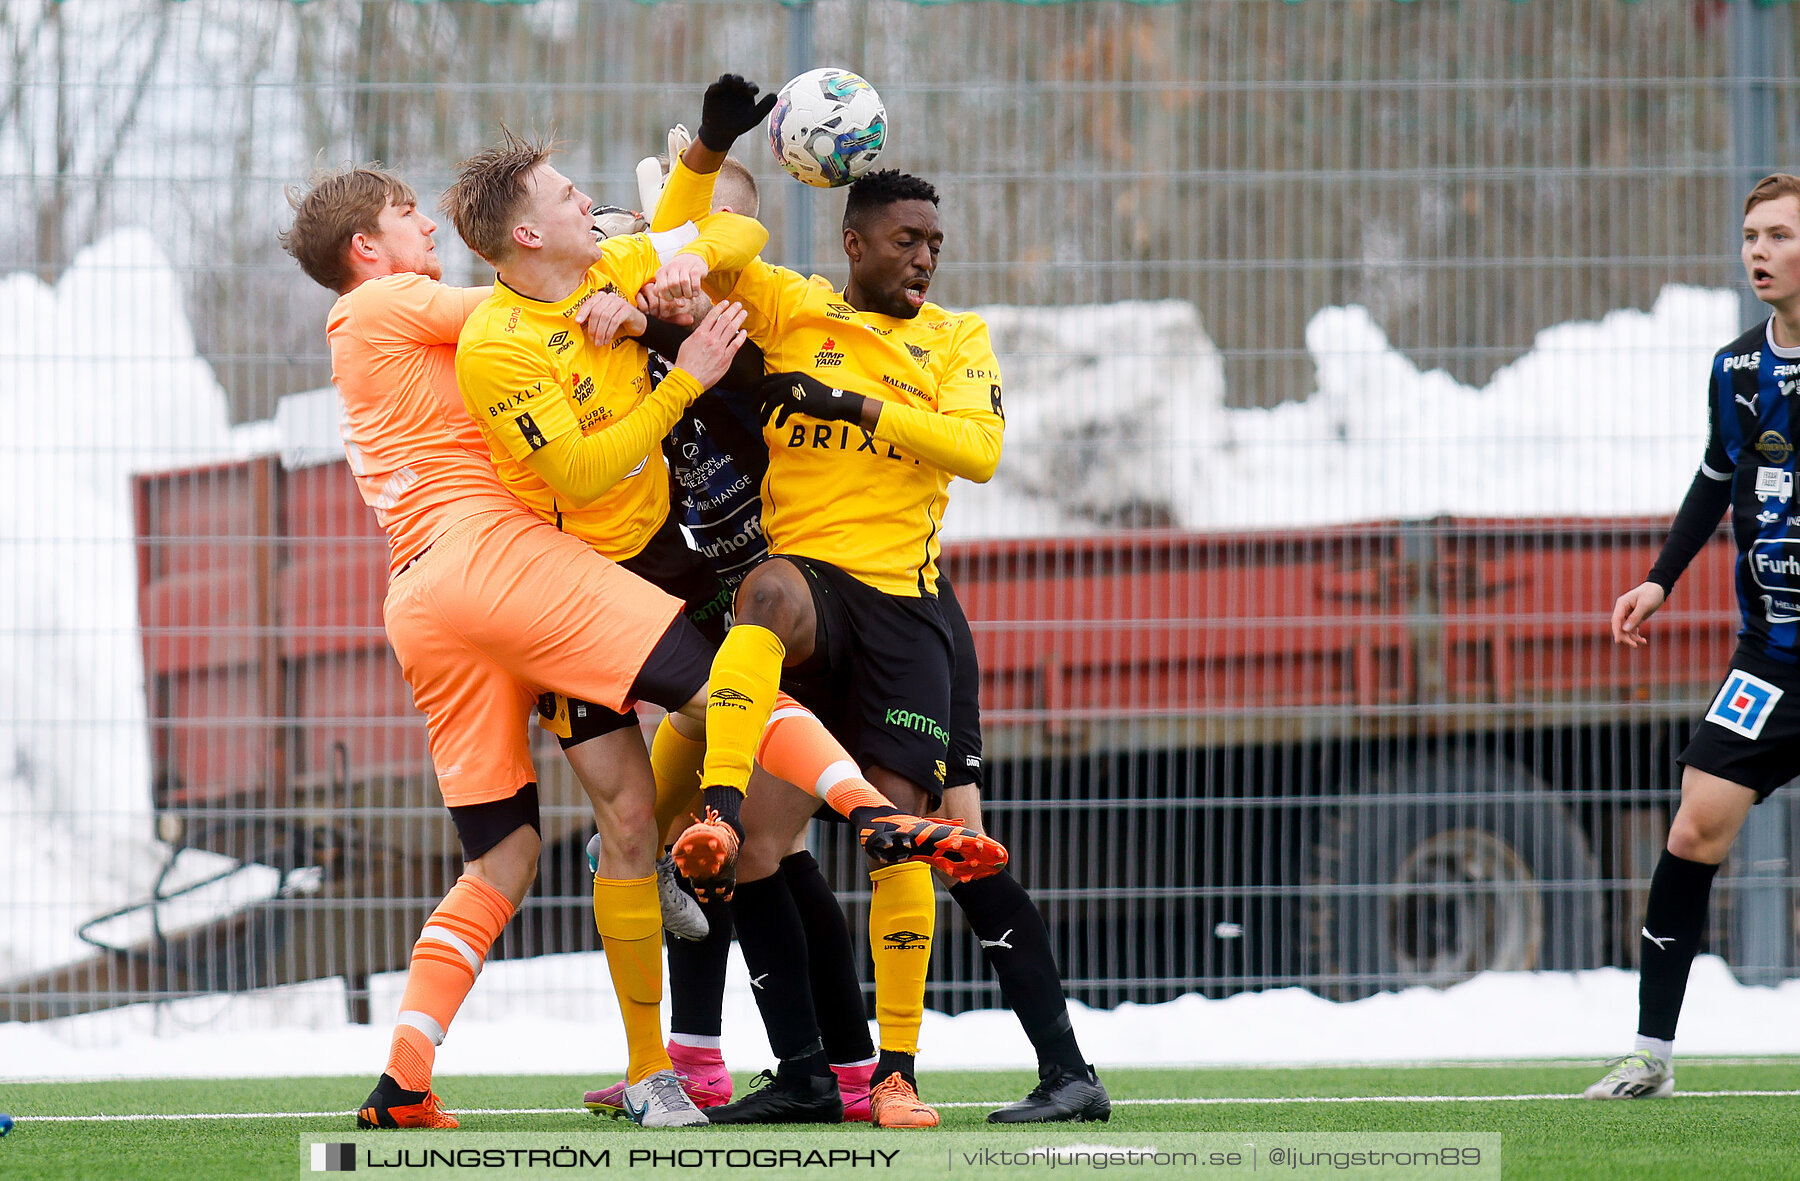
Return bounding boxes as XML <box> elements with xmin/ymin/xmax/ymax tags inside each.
<box><xmin>443</xmin><ymin>93</ymin><xmax>1005</xmax><ymax>1123</ymax></box>
<box><xmin>599</xmin><ymin>150</ymin><xmax>1000</xmax><ymax>1126</ymax></box>
<box><xmin>692</xmin><ymin>171</ymin><xmax>1110</xmax><ymax>1125</ymax></box>
<box><xmin>281</xmin><ymin>160</ymin><xmax>756</xmax><ymax>1129</ymax></box>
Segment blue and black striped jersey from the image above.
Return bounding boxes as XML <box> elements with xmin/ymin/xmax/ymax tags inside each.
<box><xmin>1707</xmin><ymin>318</ymin><xmax>1800</xmax><ymax>663</ymax></box>
<box><xmin>650</xmin><ymin>350</ymin><xmax>771</xmax><ymax>590</ymax></box>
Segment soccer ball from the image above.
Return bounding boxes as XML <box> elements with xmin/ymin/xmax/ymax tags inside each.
<box><xmin>768</xmin><ymin>68</ymin><xmax>886</xmax><ymax>189</ymax></box>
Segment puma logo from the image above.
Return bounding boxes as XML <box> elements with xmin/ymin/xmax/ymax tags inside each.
<box><xmin>1738</xmin><ymin>392</ymin><xmax>1761</xmax><ymax>414</ymax></box>
<box><xmin>1642</xmin><ymin>927</ymin><xmax>1674</xmax><ymax>951</ymax></box>
<box><xmin>979</xmin><ymin>929</ymin><xmax>1014</xmax><ymax>950</ymax></box>
<box><xmin>750</xmin><ymin>972</ymin><xmax>770</xmax><ymax>989</ymax></box>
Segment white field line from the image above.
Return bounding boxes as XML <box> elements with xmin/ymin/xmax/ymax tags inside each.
<box><xmin>16</xmin><ymin>1090</ymin><xmax>1800</xmax><ymax>1122</ymax></box>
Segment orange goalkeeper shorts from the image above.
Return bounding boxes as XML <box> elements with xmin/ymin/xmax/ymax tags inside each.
<box><xmin>383</xmin><ymin>506</ymin><xmax>683</xmax><ymax>807</ymax></box>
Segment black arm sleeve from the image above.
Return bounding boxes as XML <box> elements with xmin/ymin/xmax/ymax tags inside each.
<box><xmin>639</xmin><ymin>315</ymin><xmax>767</xmax><ymax>390</ymax></box>
<box><xmin>1646</xmin><ymin>470</ymin><xmax>1734</xmax><ymax>593</ymax></box>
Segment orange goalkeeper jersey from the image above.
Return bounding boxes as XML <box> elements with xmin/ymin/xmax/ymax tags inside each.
<box><xmin>328</xmin><ymin>272</ymin><xmax>521</xmax><ymax>576</ymax></box>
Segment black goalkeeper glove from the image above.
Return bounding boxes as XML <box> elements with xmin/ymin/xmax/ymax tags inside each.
<box><xmin>758</xmin><ymin>371</ymin><xmax>868</xmax><ymax>428</ymax></box>
<box><xmin>697</xmin><ymin>74</ymin><xmax>779</xmax><ymax>152</ymax></box>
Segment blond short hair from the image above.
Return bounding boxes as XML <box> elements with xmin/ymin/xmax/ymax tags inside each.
<box><xmin>443</xmin><ymin>129</ymin><xmax>554</xmax><ymax>265</ymax></box>
<box><xmin>660</xmin><ymin>154</ymin><xmax>759</xmax><ymax>218</ymax></box>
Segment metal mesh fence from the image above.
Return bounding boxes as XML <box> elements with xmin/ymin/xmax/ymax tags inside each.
<box><xmin>4</xmin><ymin>0</ymin><xmax>1800</xmax><ymax>1035</ymax></box>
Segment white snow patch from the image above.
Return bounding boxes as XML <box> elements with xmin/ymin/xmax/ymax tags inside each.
<box><xmin>0</xmin><ymin>955</ymin><xmax>1792</xmax><ymax>1079</ymax></box>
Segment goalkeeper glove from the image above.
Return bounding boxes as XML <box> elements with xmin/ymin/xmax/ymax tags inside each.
<box><xmin>698</xmin><ymin>74</ymin><xmax>778</xmax><ymax>151</ymax></box>
<box><xmin>758</xmin><ymin>371</ymin><xmax>867</xmax><ymax>428</ymax></box>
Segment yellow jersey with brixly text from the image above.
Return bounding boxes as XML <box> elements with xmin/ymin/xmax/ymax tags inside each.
<box><xmin>456</xmin><ymin>235</ymin><xmax>671</xmax><ymax>559</ymax></box>
<box><xmin>456</xmin><ymin>212</ymin><xmax>765</xmax><ymax>561</ymax></box>
<box><xmin>719</xmin><ymin>258</ymin><xmax>1005</xmax><ymax>596</ymax></box>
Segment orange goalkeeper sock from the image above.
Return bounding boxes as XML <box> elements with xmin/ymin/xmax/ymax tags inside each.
<box><xmin>701</xmin><ymin>625</ymin><xmax>785</xmax><ymax>793</ymax></box>
<box><xmin>757</xmin><ymin>693</ymin><xmax>897</xmax><ymax>817</ymax></box>
<box><xmin>384</xmin><ymin>873</ymin><xmax>514</xmax><ymax>1091</ymax></box>
<box><xmin>594</xmin><ymin>873</ymin><xmax>672</xmax><ymax>1084</ymax></box>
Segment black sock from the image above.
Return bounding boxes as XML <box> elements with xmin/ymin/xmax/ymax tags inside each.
<box><xmin>666</xmin><ymin>888</ymin><xmax>732</xmax><ymax>1040</ymax></box>
<box><xmin>703</xmin><ymin>785</ymin><xmax>744</xmax><ymax>836</ymax></box>
<box><xmin>1638</xmin><ymin>849</ymin><xmax>1721</xmax><ymax>1042</ymax></box>
<box><xmin>874</xmin><ymin>1049</ymin><xmax>916</xmax><ymax>1088</ymax></box>
<box><xmin>950</xmin><ymin>870</ymin><xmax>1086</xmax><ymax>1071</ymax></box>
<box><xmin>727</xmin><ymin>872</ymin><xmax>828</xmax><ymax>1069</ymax></box>
<box><xmin>775</xmin><ymin>1040</ymin><xmax>831</xmax><ymax>1083</ymax></box>
<box><xmin>846</xmin><ymin>804</ymin><xmax>901</xmax><ymax>832</ymax></box>
<box><xmin>782</xmin><ymin>850</ymin><xmax>875</xmax><ymax>1063</ymax></box>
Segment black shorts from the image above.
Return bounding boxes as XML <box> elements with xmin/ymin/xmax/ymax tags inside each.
<box><xmin>448</xmin><ymin>781</ymin><xmax>542</xmax><ymax>860</ymax></box>
<box><xmin>938</xmin><ymin>574</ymin><xmax>985</xmax><ymax>791</ymax></box>
<box><xmin>778</xmin><ymin>555</ymin><xmax>955</xmax><ymax>802</ymax></box>
<box><xmin>544</xmin><ymin>514</ymin><xmax>728</xmax><ymax>748</ymax></box>
<box><xmin>622</xmin><ymin>511</ymin><xmax>734</xmax><ymax>646</ymax></box>
<box><xmin>1678</xmin><ymin>644</ymin><xmax>1800</xmax><ymax>800</ymax></box>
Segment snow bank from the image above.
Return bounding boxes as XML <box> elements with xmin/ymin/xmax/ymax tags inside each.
<box><xmin>1</xmin><ymin>954</ymin><xmax>1789</xmax><ymax>1078</ymax></box>
<box><xmin>945</xmin><ymin>286</ymin><xmax>1735</xmax><ymax>536</ymax></box>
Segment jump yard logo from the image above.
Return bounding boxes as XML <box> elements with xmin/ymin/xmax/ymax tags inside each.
<box><xmin>814</xmin><ymin>336</ymin><xmax>844</xmax><ymax>367</ymax></box>
<box><xmin>310</xmin><ymin>1143</ymin><xmax>356</xmax><ymax>1172</ymax></box>
<box><xmin>1706</xmin><ymin>670</ymin><xmax>1783</xmax><ymax>740</ymax></box>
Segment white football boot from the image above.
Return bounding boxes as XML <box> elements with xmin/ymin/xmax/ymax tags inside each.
<box><xmin>1582</xmin><ymin>1051</ymin><xmax>1674</xmax><ymax>1099</ymax></box>
<box><xmin>655</xmin><ymin>854</ymin><xmax>709</xmax><ymax>942</ymax></box>
<box><xmin>623</xmin><ymin>1069</ymin><xmax>710</xmax><ymax>1127</ymax></box>
<box><xmin>586</xmin><ymin>834</ymin><xmax>709</xmax><ymax>942</ymax></box>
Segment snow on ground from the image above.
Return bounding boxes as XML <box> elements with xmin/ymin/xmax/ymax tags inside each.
<box><xmin>1</xmin><ymin>954</ymin><xmax>1793</xmax><ymax>1079</ymax></box>
<box><xmin>0</xmin><ymin>229</ymin><xmax>1754</xmax><ymax>1064</ymax></box>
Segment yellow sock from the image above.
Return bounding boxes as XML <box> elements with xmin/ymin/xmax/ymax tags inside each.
<box><xmin>650</xmin><ymin>716</ymin><xmax>706</xmax><ymax>841</ymax></box>
<box><xmin>869</xmin><ymin>862</ymin><xmax>934</xmax><ymax>1056</ymax></box>
<box><xmin>701</xmin><ymin>624</ymin><xmax>785</xmax><ymax>793</ymax></box>
<box><xmin>594</xmin><ymin>874</ymin><xmax>670</xmax><ymax>1084</ymax></box>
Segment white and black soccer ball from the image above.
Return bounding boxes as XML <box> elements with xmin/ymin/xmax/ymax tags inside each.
<box><xmin>767</xmin><ymin>67</ymin><xmax>886</xmax><ymax>189</ymax></box>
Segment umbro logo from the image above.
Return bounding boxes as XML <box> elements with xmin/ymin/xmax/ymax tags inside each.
<box><xmin>883</xmin><ymin>929</ymin><xmax>930</xmax><ymax>950</ymax></box>
<box><xmin>548</xmin><ymin>330</ymin><xmax>572</xmax><ymax>352</ymax></box>
<box><xmin>709</xmin><ymin>687</ymin><xmax>752</xmax><ymax>711</ymax></box>
<box><xmin>979</xmin><ymin>929</ymin><xmax>1014</xmax><ymax>951</ymax></box>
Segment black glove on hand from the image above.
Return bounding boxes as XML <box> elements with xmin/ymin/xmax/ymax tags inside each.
<box><xmin>758</xmin><ymin>371</ymin><xmax>867</xmax><ymax>428</ymax></box>
<box><xmin>698</xmin><ymin>74</ymin><xmax>779</xmax><ymax>151</ymax></box>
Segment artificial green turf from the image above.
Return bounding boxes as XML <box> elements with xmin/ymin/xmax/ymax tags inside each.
<box><xmin>1</xmin><ymin>1063</ymin><xmax>1795</xmax><ymax>1180</ymax></box>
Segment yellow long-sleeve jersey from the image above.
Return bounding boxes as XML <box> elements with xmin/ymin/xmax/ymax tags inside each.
<box><xmin>455</xmin><ymin>210</ymin><xmax>765</xmax><ymax>560</ymax></box>
<box><xmin>718</xmin><ymin>258</ymin><xmax>1006</xmax><ymax>596</ymax></box>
